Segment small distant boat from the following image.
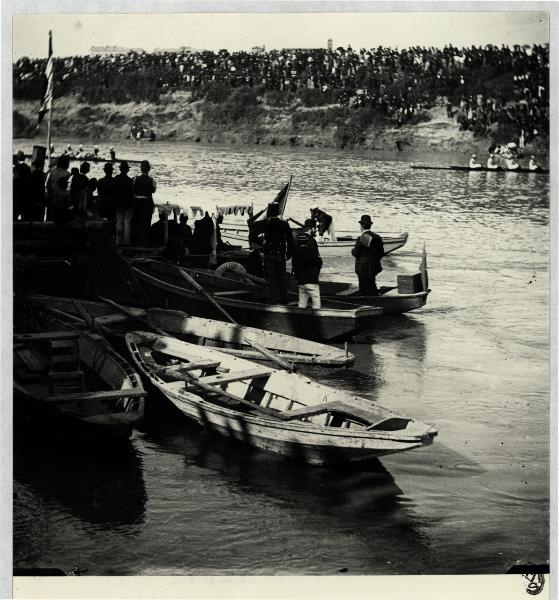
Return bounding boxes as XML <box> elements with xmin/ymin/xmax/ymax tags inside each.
<box><xmin>25</xmin><ymin>295</ymin><xmax>355</xmax><ymax>368</ymax></box>
<box><xmin>219</xmin><ymin>224</ymin><xmax>409</xmax><ymax>256</ymax></box>
<box><xmin>410</xmin><ymin>164</ymin><xmax>549</xmax><ymax>174</ymax></box>
<box><xmin>131</xmin><ymin>259</ymin><xmax>382</xmax><ymax>341</ymax></box>
<box><xmin>126</xmin><ymin>331</ymin><xmax>437</xmax><ymax>465</ymax></box>
<box><xmin>13</xmin><ymin>329</ymin><xmax>145</xmax><ymax>443</ymax></box>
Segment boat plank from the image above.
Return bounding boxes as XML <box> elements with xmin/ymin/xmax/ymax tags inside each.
<box><xmin>197</xmin><ymin>368</ymin><xmax>274</xmax><ymax>386</ymax></box>
<box><xmin>44</xmin><ymin>388</ymin><xmax>146</xmax><ymax>403</ymax></box>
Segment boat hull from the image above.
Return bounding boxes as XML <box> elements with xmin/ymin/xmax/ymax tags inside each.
<box><xmin>132</xmin><ymin>265</ymin><xmax>379</xmax><ymax>341</ymax></box>
<box><xmin>411</xmin><ymin>164</ymin><xmax>549</xmax><ymax>174</ymax></box>
<box><xmin>219</xmin><ymin>226</ymin><xmax>408</xmax><ymax>256</ymax></box>
<box><xmin>162</xmin><ymin>385</ymin><xmax>430</xmax><ymax>465</ymax></box>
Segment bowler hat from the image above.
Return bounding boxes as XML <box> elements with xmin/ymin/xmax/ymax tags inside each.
<box><xmin>359</xmin><ymin>214</ymin><xmax>372</xmax><ymax>228</ymax></box>
<box><xmin>140</xmin><ymin>160</ymin><xmax>151</xmax><ymax>171</ymax></box>
<box><xmin>119</xmin><ymin>161</ymin><xmax>130</xmax><ymax>172</ymax></box>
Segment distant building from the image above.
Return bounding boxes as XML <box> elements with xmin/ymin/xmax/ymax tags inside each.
<box><xmin>90</xmin><ymin>46</ymin><xmax>144</xmax><ymax>56</ymax></box>
<box><xmin>251</xmin><ymin>45</ymin><xmax>266</xmax><ymax>54</ymax></box>
<box><xmin>327</xmin><ymin>38</ymin><xmax>333</xmax><ymax>51</ymax></box>
<box><xmin>154</xmin><ymin>46</ymin><xmax>195</xmax><ymax>53</ymax></box>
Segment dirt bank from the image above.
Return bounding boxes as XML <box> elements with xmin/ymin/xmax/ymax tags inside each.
<box><xmin>13</xmin><ymin>93</ymin><xmax>548</xmax><ymax>158</ymax></box>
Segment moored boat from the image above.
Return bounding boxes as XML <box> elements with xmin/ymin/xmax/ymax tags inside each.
<box><xmin>219</xmin><ymin>223</ymin><xmax>409</xmax><ymax>256</ymax></box>
<box><xmin>13</xmin><ymin>329</ymin><xmax>146</xmax><ymax>443</ymax></box>
<box><xmin>131</xmin><ymin>259</ymin><xmax>382</xmax><ymax>341</ymax></box>
<box><xmin>126</xmin><ymin>331</ymin><xmax>437</xmax><ymax>465</ymax></box>
<box><xmin>25</xmin><ymin>295</ymin><xmax>355</xmax><ymax>368</ymax></box>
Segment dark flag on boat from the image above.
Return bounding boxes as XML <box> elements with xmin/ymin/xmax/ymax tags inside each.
<box><xmin>270</xmin><ymin>181</ymin><xmax>290</xmax><ymax>216</ymax></box>
<box><xmin>37</xmin><ymin>31</ymin><xmax>53</xmax><ymax>126</ymax></box>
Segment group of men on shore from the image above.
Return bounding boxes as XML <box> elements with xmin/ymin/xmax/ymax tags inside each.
<box><xmin>247</xmin><ymin>204</ymin><xmax>384</xmax><ymax>308</ymax></box>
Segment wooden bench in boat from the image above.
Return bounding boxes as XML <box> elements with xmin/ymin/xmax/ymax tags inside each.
<box><xmin>159</xmin><ymin>360</ymin><xmax>221</xmax><ymax>377</ymax></box>
<box><xmin>194</xmin><ymin>368</ymin><xmax>274</xmax><ymax>386</ymax></box>
<box><xmin>280</xmin><ymin>400</ymin><xmax>375</xmax><ymax>424</ymax></box>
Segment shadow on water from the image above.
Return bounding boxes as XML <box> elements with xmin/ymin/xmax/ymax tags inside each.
<box><xmin>13</xmin><ymin>431</ymin><xmax>147</xmax><ymax>527</ymax></box>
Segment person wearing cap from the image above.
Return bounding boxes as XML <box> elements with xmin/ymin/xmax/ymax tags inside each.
<box><xmin>27</xmin><ymin>158</ymin><xmax>47</xmax><ymax>221</ymax></box>
<box><xmin>45</xmin><ymin>154</ymin><xmax>70</xmax><ymax>222</ymax></box>
<box><xmin>113</xmin><ymin>161</ymin><xmax>134</xmax><ymax>245</ymax></box>
<box><xmin>249</xmin><ymin>202</ymin><xmax>295</xmax><ymax>304</ymax></box>
<box><xmin>97</xmin><ymin>162</ymin><xmax>116</xmax><ymax>220</ymax></box>
<box><xmin>352</xmin><ymin>215</ymin><xmax>385</xmax><ymax>296</ymax></box>
<box><xmin>131</xmin><ymin>160</ymin><xmax>157</xmax><ymax>246</ymax></box>
<box><xmin>291</xmin><ymin>221</ymin><xmax>323</xmax><ymax>309</ymax></box>
<box><xmin>469</xmin><ymin>154</ymin><xmax>482</xmax><ymax>169</ymax></box>
<box><xmin>528</xmin><ymin>155</ymin><xmax>540</xmax><ymax>171</ymax></box>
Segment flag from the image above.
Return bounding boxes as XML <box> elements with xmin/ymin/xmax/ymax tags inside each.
<box><xmin>271</xmin><ymin>181</ymin><xmax>290</xmax><ymax>216</ymax></box>
<box><xmin>420</xmin><ymin>243</ymin><xmax>429</xmax><ymax>291</ymax></box>
<box><xmin>38</xmin><ymin>31</ymin><xmax>53</xmax><ymax>126</ymax></box>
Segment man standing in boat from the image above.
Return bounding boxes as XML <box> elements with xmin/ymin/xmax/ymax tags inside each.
<box><xmin>292</xmin><ymin>222</ymin><xmax>323</xmax><ymax>309</ymax></box>
<box><xmin>113</xmin><ymin>161</ymin><xmax>134</xmax><ymax>245</ymax></box>
<box><xmin>352</xmin><ymin>215</ymin><xmax>384</xmax><ymax>296</ymax></box>
<box><xmin>249</xmin><ymin>202</ymin><xmax>295</xmax><ymax>304</ymax></box>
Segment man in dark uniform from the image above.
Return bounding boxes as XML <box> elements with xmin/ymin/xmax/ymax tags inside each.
<box><xmin>351</xmin><ymin>214</ymin><xmax>384</xmax><ymax>296</ymax></box>
<box><xmin>97</xmin><ymin>162</ymin><xmax>116</xmax><ymax>220</ymax></box>
<box><xmin>113</xmin><ymin>161</ymin><xmax>134</xmax><ymax>245</ymax></box>
<box><xmin>249</xmin><ymin>203</ymin><xmax>295</xmax><ymax>304</ymax></box>
<box><xmin>131</xmin><ymin>160</ymin><xmax>156</xmax><ymax>246</ymax></box>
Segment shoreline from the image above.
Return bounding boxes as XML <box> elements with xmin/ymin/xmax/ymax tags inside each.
<box><xmin>13</xmin><ymin>95</ymin><xmax>549</xmax><ymax>162</ymax></box>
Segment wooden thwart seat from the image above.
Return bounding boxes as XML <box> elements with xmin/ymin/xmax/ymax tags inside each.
<box><xmin>280</xmin><ymin>400</ymin><xmax>375</xmax><ymax>425</ymax></box>
<box><xmin>196</xmin><ymin>368</ymin><xmax>274</xmax><ymax>386</ymax></box>
<box><xmin>159</xmin><ymin>360</ymin><xmax>221</xmax><ymax>376</ymax></box>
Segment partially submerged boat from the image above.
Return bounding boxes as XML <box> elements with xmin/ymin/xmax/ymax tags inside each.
<box><xmin>25</xmin><ymin>295</ymin><xmax>355</xmax><ymax>368</ymax></box>
<box><xmin>131</xmin><ymin>259</ymin><xmax>382</xmax><ymax>341</ymax></box>
<box><xmin>13</xmin><ymin>329</ymin><xmax>146</xmax><ymax>442</ymax></box>
<box><xmin>126</xmin><ymin>332</ymin><xmax>437</xmax><ymax>465</ymax></box>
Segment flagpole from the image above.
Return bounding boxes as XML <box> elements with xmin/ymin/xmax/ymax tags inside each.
<box><xmin>280</xmin><ymin>175</ymin><xmax>293</xmax><ymax>218</ymax></box>
<box><xmin>46</xmin><ymin>31</ymin><xmax>53</xmax><ymax>160</ymax></box>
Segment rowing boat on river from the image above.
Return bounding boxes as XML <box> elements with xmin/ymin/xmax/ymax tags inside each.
<box><xmin>219</xmin><ymin>224</ymin><xmax>409</xmax><ymax>256</ymax></box>
<box><xmin>131</xmin><ymin>259</ymin><xmax>382</xmax><ymax>341</ymax></box>
<box><xmin>14</xmin><ymin>329</ymin><xmax>145</xmax><ymax>443</ymax></box>
<box><xmin>411</xmin><ymin>164</ymin><xmax>549</xmax><ymax>174</ymax></box>
<box><xmin>25</xmin><ymin>295</ymin><xmax>355</xmax><ymax>368</ymax></box>
<box><xmin>126</xmin><ymin>331</ymin><xmax>437</xmax><ymax>465</ymax></box>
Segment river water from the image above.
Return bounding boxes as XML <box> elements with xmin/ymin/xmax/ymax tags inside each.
<box><xmin>12</xmin><ymin>139</ymin><xmax>550</xmax><ymax>575</ymax></box>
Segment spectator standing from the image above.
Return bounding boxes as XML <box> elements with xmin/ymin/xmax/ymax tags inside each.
<box><xmin>45</xmin><ymin>155</ymin><xmax>71</xmax><ymax>223</ymax></box>
<box><xmin>97</xmin><ymin>163</ymin><xmax>116</xmax><ymax>220</ymax></box>
<box><xmin>27</xmin><ymin>159</ymin><xmax>47</xmax><ymax>221</ymax></box>
<box><xmin>132</xmin><ymin>160</ymin><xmax>156</xmax><ymax>246</ymax></box>
<box><xmin>351</xmin><ymin>214</ymin><xmax>384</xmax><ymax>296</ymax></box>
<box><xmin>113</xmin><ymin>161</ymin><xmax>134</xmax><ymax>245</ymax></box>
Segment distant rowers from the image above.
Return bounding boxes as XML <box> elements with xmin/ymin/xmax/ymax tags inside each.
<box><xmin>505</xmin><ymin>156</ymin><xmax>519</xmax><ymax>170</ymax></box>
<box><xmin>487</xmin><ymin>153</ymin><xmax>499</xmax><ymax>170</ymax></box>
<box><xmin>469</xmin><ymin>154</ymin><xmax>482</xmax><ymax>169</ymax></box>
<box><xmin>528</xmin><ymin>155</ymin><xmax>540</xmax><ymax>171</ymax></box>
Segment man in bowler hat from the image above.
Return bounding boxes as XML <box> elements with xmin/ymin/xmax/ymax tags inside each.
<box><xmin>351</xmin><ymin>215</ymin><xmax>384</xmax><ymax>295</ymax></box>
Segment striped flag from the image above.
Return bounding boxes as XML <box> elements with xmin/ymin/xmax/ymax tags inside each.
<box><xmin>420</xmin><ymin>243</ymin><xmax>429</xmax><ymax>291</ymax></box>
<box><xmin>37</xmin><ymin>31</ymin><xmax>53</xmax><ymax>126</ymax></box>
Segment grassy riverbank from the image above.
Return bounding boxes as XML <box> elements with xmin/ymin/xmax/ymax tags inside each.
<box><xmin>13</xmin><ymin>92</ymin><xmax>549</xmax><ymax>158</ymax></box>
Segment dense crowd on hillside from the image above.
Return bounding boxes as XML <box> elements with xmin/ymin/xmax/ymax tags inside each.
<box><xmin>14</xmin><ymin>44</ymin><xmax>549</xmax><ymax>138</ymax></box>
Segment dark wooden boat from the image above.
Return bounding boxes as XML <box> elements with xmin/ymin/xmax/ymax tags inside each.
<box><xmin>411</xmin><ymin>164</ymin><xmax>549</xmax><ymax>174</ymax></box>
<box><xmin>25</xmin><ymin>295</ymin><xmax>355</xmax><ymax>368</ymax></box>
<box><xmin>127</xmin><ymin>331</ymin><xmax>437</xmax><ymax>465</ymax></box>
<box><xmin>13</xmin><ymin>330</ymin><xmax>146</xmax><ymax>442</ymax></box>
<box><xmin>130</xmin><ymin>260</ymin><xmax>381</xmax><ymax>341</ymax></box>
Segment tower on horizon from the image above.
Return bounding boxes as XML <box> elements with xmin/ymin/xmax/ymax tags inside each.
<box><xmin>327</xmin><ymin>38</ymin><xmax>333</xmax><ymax>51</ymax></box>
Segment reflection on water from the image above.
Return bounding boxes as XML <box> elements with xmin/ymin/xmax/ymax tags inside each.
<box><xmin>12</xmin><ymin>139</ymin><xmax>549</xmax><ymax>574</ymax></box>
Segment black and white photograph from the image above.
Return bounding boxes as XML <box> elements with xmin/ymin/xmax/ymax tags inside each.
<box><xmin>3</xmin><ymin>3</ymin><xmax>556</xmax><ymax>597</ymax></box>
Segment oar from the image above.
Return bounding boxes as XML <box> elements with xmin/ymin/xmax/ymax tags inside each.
<box><xmin>98</xmin><ymin>296</ymin><xmax>169</xmax><ymax>336</ymax></box>
<box><xmin>176</xmin><ymin>267</ymin><xmax>295</xmax><ymax>372</ymax></box>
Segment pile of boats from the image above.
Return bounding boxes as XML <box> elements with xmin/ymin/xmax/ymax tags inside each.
<box><xmin>13</xmin><ymin>223</ymin><xmax>437</xmax><ymax>466</ymax></box>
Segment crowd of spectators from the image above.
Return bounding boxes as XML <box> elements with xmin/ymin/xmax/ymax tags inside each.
<box><xmin>13</xmin><ymin>43</ymin><xmax>549</xmax><ymax>138</ymax></box>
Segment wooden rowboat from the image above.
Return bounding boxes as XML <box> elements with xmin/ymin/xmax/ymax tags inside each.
<box><xmin>13</xmin><ymin>330</ymin><xmax>146</xmax><ymax>443</ymax></box>
<box><xmin>410</xmin><ymin>164</ymin><xmax>549</xmax><ymax>174</ymax></box>
<box><xmin>131</xmin><ymin>260</ymin><xmax>382</xmax><ymax>341</ymax></box>
<box><xmin>25</xmin><ymin>295</ymin><xmax>355</xmax><ymax>368</ymax></box>
<box><xmin>219</xmin><ymin>224</ymin><xmax>409</xmax><ymax>256</ymax></box>
<box><xmin>126</xmin><ymin>332</ymin><xmax>437</xmax><ymax>465</ymax></box>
